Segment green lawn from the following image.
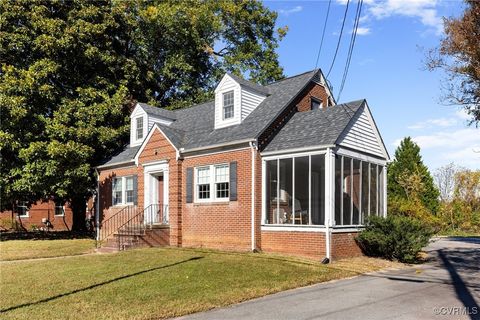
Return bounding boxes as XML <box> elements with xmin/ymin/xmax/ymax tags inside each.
<box><xmin>0</xmin><ymin>239</ymin><xmax>95</xmax><ymax>261</ymax></box>
<box><xmin>0</xmin><ymin>246</ymin><xmax>402</xmax><ymax>320</ymax></box>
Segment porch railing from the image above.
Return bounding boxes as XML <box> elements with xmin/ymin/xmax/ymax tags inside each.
<box><xmin>116</xmin><ymin>204</ymin><xmax>169</xmax><ymax>250</ymax></box>
<box><xmin>97</xmin><ymin>205</ymin><xmax>137</xmax><ymax>247</ymax></box>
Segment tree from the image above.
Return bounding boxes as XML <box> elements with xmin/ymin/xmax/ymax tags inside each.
<box><xmin>434</xmin><ymin>162</ymin><xmax>463</xmax><ymax>202</ymax></box>
<box><xmin>388</xmin><ymin>137</ymin><xmax>440</xmax><ymax>214</ymax></box>
<box><xmin>426</xmin><ymin>0</ymin><xmax>480</xmax><ymax>125</ymax></box>
<box><xmin>0</xmin><ymin>0</ymin><xmax>286</xmax><ymax>229</ymax></box>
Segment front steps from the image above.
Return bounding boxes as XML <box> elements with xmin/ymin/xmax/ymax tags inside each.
<box><xmin>96</xmin><ymin>224</ymin><xmax>170</xmax><ymax>253</ymax></box>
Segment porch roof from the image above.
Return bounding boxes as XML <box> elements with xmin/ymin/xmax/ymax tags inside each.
<box><xmin>262</xmin><ymin>99</ymin><xmax>365</xmax><ymax>153</ymax></box>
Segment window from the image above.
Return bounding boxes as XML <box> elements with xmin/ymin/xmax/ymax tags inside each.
<box><xmin>113</xmin><ymin>177</ymin><xmax>123</xmax><ymax>205</ymax></box>
<box><xmin>223</xmin><ymin>91</ymin><xmax>234</xmax><ymax>119</ymax></box>
<box><xmin>136</xmin><ymin>117</ymin><xmax>144</xmax><ymax>140</ymax></box>
<box><xmin>311</xmin><ymin>97</ymin><xmax>323</xmax><ymax>110</ymax></box>
<box><xmin>265</xmin><ymin>154</ymin><xmax>325</xmax><ymax>226</ymax></box>
<box><xmin>195</xmin><ymin>164</ymin><xmax>230</xmax><ymax>201</ymax></box>
<box><xmin>334</xmin><ymin>155</ymin><xmax>385</xmax><ymax>225</ymax></box>
<box><xmin>126</xmin><ymin>176</ymin><xmax>134</xmax><ymax>203</ymax></box>
<box><xmin>54</xmin><ymin>201</ymin><xmax>64</xmax><ymax>216</ymax></box>
<box><xmin>215</xmin><ymin>165</ymin><xmax>229</xmax><ymax>199</ymax></box>
<box><xmin>17</xmin><ymin>201</ymin><xmax>28</xmax><ymax>217</ymax></box>
<box><xmin>197</xmin><ymin>167</ymin><xmax>210</xmax><ymax>199</ymax></box>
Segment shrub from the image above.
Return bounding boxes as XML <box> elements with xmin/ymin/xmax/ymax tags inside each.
<box><xmin>356</xmin><ymin>215</ymin><xmax>434</xmax><ymax>263</ymax></box>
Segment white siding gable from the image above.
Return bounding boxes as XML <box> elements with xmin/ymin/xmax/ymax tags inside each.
<box><xmin>337</xmin><ymin>104</ymin><xmax>388</xmax><ymax>159</ymax></box>
<box><xmin>130</xmin><ymin>103</ymin><xmax>174</xmax><ymax>147</ymax></box>
<box><xmin>214</xmin><ymin>74</ymin><xmax>267</xmax><ymax>129</ymax></box>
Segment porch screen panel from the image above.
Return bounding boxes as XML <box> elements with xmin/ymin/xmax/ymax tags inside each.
<box><xmin>294</xmin><ymin>157</ymin><xmax>309</xmax><ymax>225</ymax></box>
<box><xmin>342</xmin><ymin>157</ymin><xmax>352</xmax><ymax>225</ymax></box>
<box><xmin>266</xmin><ymin>160</ymin><xmax>278</xmax><ymax>224</ymax></box>
<box><xmin>352</xmin><ymin>159</ymin><xmax>361</xmax><ymax>225</ymax></box>
<box><xmin>279</xmin><ymin>158</ymin><xmax>293</xmax><ymax>224</ymax></box>
<box><xmin>361</xmin><ymin>162</ymin><xmax>369</xmax><ymax>223</ymax></box>
<box><xmin>370</xmin><ymin>164</ymin><xmax>378</xmax><ymax>216</ymax></box>
<box><xmin>378</xmin><ymin>166</ymin><xmax>384</xmax><ymax>216</ymax></box>
<box><xmin>334</xmin><ymin>156</ymin><xmax>342</xmax><ymax>225</ymax></box>
<box><xmin>311</xmin><ymin>154</ymin><xmax>325</xmax><ymax>225</ymax></box>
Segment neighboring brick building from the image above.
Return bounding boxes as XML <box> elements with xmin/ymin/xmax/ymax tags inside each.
<box><xmin>0</xmin><ymin>200</ymin><xmax>76</xmax><ymax>231</ymax></box>
<box><xmin>96</xmin><ymin>69</ymin><xmax>389</xmax><ymax>260</ymax></box>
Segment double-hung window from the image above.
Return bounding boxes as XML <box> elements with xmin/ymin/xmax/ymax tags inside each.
<box><xmin>215</xmin><ymin>164</ymin><xmax>229</xmax><ymax>199</ymax></box>
<box><xmin>113</xmin><ymin>177</ymin><xmax>123</xmax><ymax>205</ymax></box>
<box><xmin>54</xmin><ymin>201</ymin><xmax>64</xmax><ymax>216</ymax></box>
<box><xmin>197</xmin><ymin>167</ymin><xmax>211</xmax><ymax>199</ymax></box>
<box><xmin>17</xmin><ymin>201</ymin><xmax>28</xmax><ymax>217</ymax></box>
<box><xmin>136</xmin><ymin>117</ymin><xmax>144</xmax><ymax>140</ymax></box>
<box><xmin>223</xmin><ymin>91</ymin><xmax>234</xmax><ymax>120</ymax></box>
<box><xmin>196</xmin><ymin>164</ymin><xmax>230</xmax><ymax>201</ymax></box>
<box><xmin>112</xmin><ymin>176</ymin><xmax>136</xmax><ymax>206</ymax></box>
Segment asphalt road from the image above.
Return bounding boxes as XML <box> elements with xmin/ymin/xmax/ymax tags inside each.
<box><xmin>176</xmin><ymin>237</ymin><xmax>480</xmax><ymax>320</ymax></box>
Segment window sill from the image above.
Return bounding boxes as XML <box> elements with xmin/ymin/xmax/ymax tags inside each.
<box><xmin>112</xmin><ymin>203</ymin><xmax>135</xmax><ymax>208</ymax></box>
<box><xmin>193</xmin><ymin>201</ymin><xmax>230</xmax><ymax>206</ymax></box>
<box><xmin>18</xmin><ymin>215</ymin><xmax>29</xmax><ymax>219</ymax></box>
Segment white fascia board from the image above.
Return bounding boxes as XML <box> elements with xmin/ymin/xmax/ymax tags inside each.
<box><xmin>133</xmin><ymin>124</ymin><xmax>180</xmax><ymax>166</ymax></box>
<box><xmin>335</xmin><ymin>146</ymin><xmax>388</xmax><ymax>166</ymax></box>
<box><xmin>260</xmin><ymin>145</ymin><xmax>334</xmax><ymax>157</ymax></box>
<box><xmin>96</xmin><ymin>161</ymin><xmax>135</xmax><ymax>170</ymax></box>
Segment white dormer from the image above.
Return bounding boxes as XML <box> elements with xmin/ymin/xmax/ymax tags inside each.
<box><xmin>214</xmin><ymin>73</ymin><xmax>268</xmax><ymax>129</ymax></box>
<box><xmin>130</xmin><ymin>103</ymin><xmax>175</xmax><ymax>146</ymax></box>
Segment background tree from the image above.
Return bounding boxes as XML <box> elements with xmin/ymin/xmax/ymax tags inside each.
<box><xmin>0</xmin><ymin>0</ymin><xmax>286</xmax><ymax>229</ymax></box>
<box><xmin>426</xmin><ymin>0</ymin><xmax>480</xmax><ymax>125</ymax></box>
<box><xmin>434</xmin><ymin>162</ymin><xmax>462</xmax><ymax>202</ymax></box>
<box><xmin>388</xmin><ymin>137</ymin><xmax>440</xmax><ymax>215</ymax></box>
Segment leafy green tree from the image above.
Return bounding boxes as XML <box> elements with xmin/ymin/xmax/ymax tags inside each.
<box><xmin>388</xmin><ymin>137</ymin><xmax>440</xmax><ymax>214</ymax></box>
<box><xmin>0</xmin><ymin>0</ymin><xmax>286</xmax><ymax>229</ymax></box>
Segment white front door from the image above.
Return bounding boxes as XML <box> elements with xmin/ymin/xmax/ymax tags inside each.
<box><xmin>143</xmin><ymin>162</ymin><xmax>169</xmax><ymax>224</ymax></box>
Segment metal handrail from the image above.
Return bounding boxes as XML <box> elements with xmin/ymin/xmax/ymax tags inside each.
<box><xmin>116</xmin><ymin>204</ymin><xmax>169</xmax><ymax>251</ymax></box>
<box><xmin>98</xmin><ymin>205</ymin><xmax>137</xmax><ymax>246</ymax></box>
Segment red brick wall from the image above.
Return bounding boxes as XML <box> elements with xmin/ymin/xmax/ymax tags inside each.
<box><xmin>296</xmin><ymin>82</ymin><xmax>331</xmax><ymax>112</ymax></box>
<box><xmin>331</xmin><ymin>231</ymin><xmax>363</xmax><ymax>259</ymax></box>
<box><xmin>261</xmin><ymin>230</ymin><xmax>326</xmax><ymax>259</ymax></box>
<box><xmin>182</xmin><ymin>148</ymin><xmax>254</xmax><ymax>251</ymax></box>
<box><xmin>0</xmin><ymin>200</ymin><xmax>73</xmax><ymax>231</ymax></box>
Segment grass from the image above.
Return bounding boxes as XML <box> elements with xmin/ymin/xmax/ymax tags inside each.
<box><xmin>436</xmin><ymin>230</ymin><xmax>480</xmax><ymax>237</ymax></box>
<box><xmin>0</xmin><ymin>245</ymin><xmax>403</xmax><ymax>320</ymax></box>
<box><xmin>0</xmin><ymin>239</ymin><xmax>95</xmax><ymax>261</ymax></box>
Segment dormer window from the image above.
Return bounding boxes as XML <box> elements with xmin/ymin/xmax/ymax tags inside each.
<box><xmin>223</xmin><ymin>91</ymin><xmax>234</xmax><ymax>120</ymax></box>
<box><xmin>136</xmin><ymin>117</ymin><xmax>144</xmax><ymax>140</ymax></box>
<box><xmin>311</xmin><ymin>97</ymin><xmax>323</xmax><ymax>110</ymax></box>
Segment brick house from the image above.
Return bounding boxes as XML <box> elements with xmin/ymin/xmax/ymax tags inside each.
<box><xmin>0</xmin><ymin>200</ymin><xmax>76</xmax><ymax>231</ymax></box>
<box><xmin>96</xmin><ymin>69</ymin><xmax>389</xmax><ymax>260</ymax></box>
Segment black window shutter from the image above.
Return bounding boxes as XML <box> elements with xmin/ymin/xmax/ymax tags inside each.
<box><xmin>133</xmin><ymin>175</ymin><xmax>138</xmax><ymax>205</ymax></box>
<box><xmin>111</xmin><ymin>179</ymin><xmax>115</xmax><ymax>206</ymax></box>
<box><xmin>230</xmin><ymin>161</ymin><xmax>237</xmax><ymax>201</ymax></box>
<box><xmin>186</xmin><ymin>167</ymin><xmax>193</xmax><ymax>203</ymax></box>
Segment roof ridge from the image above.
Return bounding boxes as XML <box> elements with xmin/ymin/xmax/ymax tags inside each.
<box><xmin>265</xmin><ymin>69</ymin><xmax>318</xmax><ymax>86</ymax></box>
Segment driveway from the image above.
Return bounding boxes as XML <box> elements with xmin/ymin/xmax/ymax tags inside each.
<box><xmin>176</xmin><ymin>237</ymin><xmax>480</xmax><ymax>320</ymax></box>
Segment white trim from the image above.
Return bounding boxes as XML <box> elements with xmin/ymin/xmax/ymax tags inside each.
<box><xmin>112</xmin><ymin>176</ymin><xmax>135</xmax><ymax>207</ymax></box>
<box><xmin>193</xmin><ymin>164</ymin><xmax>230</xmax><ymax>203</ymax></box>
<box><xmin>261</xmin><ymin>159</ymin><xmax>267</xmax><ymax>225</ymax></box>
<box><xmin>383</xmin><ymin>166</ymin><xmax>388</xmax><ymax>217</ymax></box>
<box><xmin>182</xmin><ymin>147</ymin><xmax>251</xmax><ymax>159</ymax></box>
<box><xmin>134</xmin><ymin>124</ymin><xmax>180</xmax><ymax>166</ymax></box>
<box><xmin>363</xmin><ymin>102</ymin><xmax>390</xmax><ymax>160</ymax></box>
<box><xmin>250</xmin><ymin>142</ymin><xmax>256</xmax><ymax>251</ymax></box>
<box><xmin>261</xmin><ymin>145</ymin><xmax>334</xmax><ymax>157</ymax></box>
<box><xmin>54</xmin><ymin>205</ymin><xmax>66</xmax><ymax>217</ymax></box>
<box><xmin>143</xmin><ymin>162</ymin><xmax>169</xmax><ymax>223</ymax></box>
<box><xmin>325</xmin><ymin>148</ymin><xmax>334</xmax><ymax>259</ymax></box>
<box><xmin>261</xmin><ymin>225</ymin><xmax>327</xmax><ymax>232</ymax></box>
<box><xmin>96</xmin><ymin>161</ymin><xmax>135</xmax><ymax>170</ymax></box>
<box><xmin>335</xmin><ymin>147</ymin><xmax>387</xmax><ymax>166</ymax></box>
<box><xmin>179</xmin><ymin>139</ymin><xmax>254</xmax><ymax>154</ymax></box>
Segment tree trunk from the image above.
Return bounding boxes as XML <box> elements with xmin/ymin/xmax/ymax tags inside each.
<box><xmin>71</xmin><ymin>196</ymin><xmax>87</xmax><ymax>231</ymax></box>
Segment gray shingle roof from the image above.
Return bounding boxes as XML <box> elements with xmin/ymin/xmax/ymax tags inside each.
<box><xmin>137</xmin><ymin>102</ymin><xmax>177</xmax><ymax>120</ymax></box>
<box><xmin>100</xmin><ymin>70</ymin><xmax>322</xmax><ymax>167</ymax></box>
<box><xmin>227</xmin><ymin>73</ymin><xmax>270</xmax><ymax>95</ymax></box>
<box><xmin>98</xmin><ymin>145</ymin><xmax>141</xmax><ymax>167</ymax></box>
<box><xmin>262</xmin><ymin>100</ymin><xmax>365</xmax><ymax>152</ymax></box>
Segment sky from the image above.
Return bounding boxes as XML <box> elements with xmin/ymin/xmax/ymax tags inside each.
<box><xmin>263</xmin><ymin>0</ymin><xmax>479</xmax><ymax>170</ymax></box>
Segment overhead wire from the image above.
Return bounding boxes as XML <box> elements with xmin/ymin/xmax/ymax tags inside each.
<box><xmin>337</xmin><ymin>0</ymin><xmax>364</xmax><ymax>101</ymax></box>
<box><xmin>325</xmin><ymin>0</ymin><xmax>351</xmax><ymax>79</ymax></box>
<box><xmin>314</xmin><ymin>0</ymin><xmax>332</xmax><ymax>70</ymax></box>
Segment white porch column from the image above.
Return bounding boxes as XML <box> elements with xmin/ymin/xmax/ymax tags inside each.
<box><xmin>324</xmin><ymin>148</ymin><xmax>335</xmax><ymax>260</ymax></box>
<box><xmin>383</xmin><ymin>166</ymin><xmax>388</xmax><ymax>217</ymax></box>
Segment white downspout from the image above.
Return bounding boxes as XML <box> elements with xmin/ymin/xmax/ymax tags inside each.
<box><xmin>250</xmin><ymin>141</ymin><xmax>256</xmax><ymax>252</ymax></box>
<box><xmin>95</xmin><ymin>168</ymin><xmax>100</xmax><ymax>242</ymax></box>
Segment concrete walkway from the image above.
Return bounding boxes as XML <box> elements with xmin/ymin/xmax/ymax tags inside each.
<box><xmin>176</xmin><ymin>238</ymin><xmax>480</xmax><ymax>320</ymax></box>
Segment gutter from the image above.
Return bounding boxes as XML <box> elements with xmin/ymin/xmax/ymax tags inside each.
<box><xmin>261</xmin><ymin>144</ymin><xmax>335</xmax><ymax>157</ymax></box>
<box><xmin>96</xmin><ymin>160</ymin><xmax>135</xmax><ymax>170</ymax></box>
<box><xmin>94</xmin><ymin>168</ymin><xmax>100</xmax><ymax>244</ymax></box>
<box><xmin>249</xmin><ymin>141</ymin><xmax>257</xmax><ymax>252</ymax></box>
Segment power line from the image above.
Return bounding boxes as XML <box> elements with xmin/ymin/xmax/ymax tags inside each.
<box><xmin>314</xmin><ymin>0</ymin><xmax>332</xmax><ymax>70</ymax></box>
<box><xmin>337</xmin><ymin>0</ymin><xmax>363</xmax><ymax>101</ymax></box>
<box><xmin>325</xmin><ymin>0</ymin><xmax>351</xmax><ymax>79</ymax></box>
